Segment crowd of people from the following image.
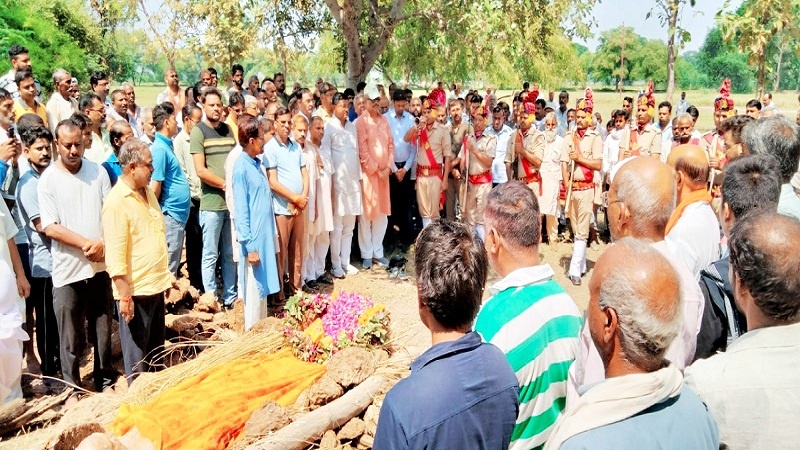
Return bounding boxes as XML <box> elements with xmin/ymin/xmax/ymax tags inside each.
<box><xmin>0</xmin><ymin>40</ymin><xmax>799</xmax><ymax>449</ymax></box>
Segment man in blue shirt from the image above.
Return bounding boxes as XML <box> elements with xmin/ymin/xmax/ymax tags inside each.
<box><xmin>264</xmin><ymin>108</ymin><xmax>308</xmax><ymax>301</ymax></box>
<box><xmin>150</xmin><ymin>102</ymin><xmax>191</xmax><ymax>276</ymax></box>
<box><xmin>102</xmin><ymin>121</ymin><xmax>133</xmax><ymax>186</ymax></box>
<box><xmin>383</xmin><ymin>90</ymin><xmax>417</xmax><ymax>252</ymax></box>
<box><xmin>373</xmin><ymin>220</ymin><xmax>519</xmax><ymax>450</ymax></box>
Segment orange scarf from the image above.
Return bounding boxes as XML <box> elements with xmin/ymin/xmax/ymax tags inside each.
<box><xmin>665</xmin><ymin>189</ymin><xmax>713</xmax><ymax>236</ymax></box>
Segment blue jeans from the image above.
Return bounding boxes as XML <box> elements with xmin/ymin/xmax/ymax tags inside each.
<box><xmin>199</xmin><ymin>210</ymin><xmax>237</xmax><ymax>305</ymax></box>
<box><xmin>164</xmin><ymin>213</ymin><xmax>186</xmax><ymax>277</ymax></box>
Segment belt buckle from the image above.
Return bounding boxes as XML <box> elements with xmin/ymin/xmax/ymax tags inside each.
<box><xmin>421</xmin><ymin>167</ymin><xmax>429</xmax><ymax>176</ymax></box>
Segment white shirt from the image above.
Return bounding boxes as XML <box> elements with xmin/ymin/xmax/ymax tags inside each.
<box><xmin>107</xmin><ymin>108</ymin><xmax>143</xmax><ymax>138</ymax></box>
<box><xmin>38</xmin><ymin>160</ymin><xmax>110</xmax><ymax>287</ymax></box>
<box><xmin>666</xmin><ymin>201</ymin><xmax>721</xmax><ymax>279</ymax></box>
<box><xmin>485</xmin><ymin>124</ymin><xmax>513</xmax><ymax>184</ymax></box>
<box><xmin>45</xmin><ymin>92</ymin><xmax>76</xmax><ymax>134</ymax></box>
<box><xmin>321</xmin><ymin>118</ymin><xmax>362</xmax><ymax>217</ymax></box>
<box><xmin>685</xmin><ymin>322</ymin><xmax>800</xmax><ymax>450</ymax></box>
<box><xmin>567</xmin><ymin>239</ymin><xmax>705</xmax><ymax>408</ymax></box>
<box><xmin>83</xmin><ymin>132</ymin><xmax>110</xmax><ymax>164</ymax></box>
<box><xmin>602</xmin><ymin>128</ymin><xmax>623</xmax><ymax>178</ymax></box>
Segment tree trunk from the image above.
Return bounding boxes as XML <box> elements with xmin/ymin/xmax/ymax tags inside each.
<box><xmin>666</xmin><ymin>0</ymin><xmax>679</xmax><ymax>103</ymax></box>
<box><xmin>774</xmin><ymin>44</ymin><xmax>784</xmax><ymax>92</ymax></box>
<box><xmin>757</xmin><ymin>48</ymin><xmax>767</xmax><ymax>98</ymax></box>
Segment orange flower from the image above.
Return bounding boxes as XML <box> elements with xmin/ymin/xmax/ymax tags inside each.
<box><xmin>303</xmin><ymin>318</ymin><xmax>325</xmax><ymax>344</ymax></box>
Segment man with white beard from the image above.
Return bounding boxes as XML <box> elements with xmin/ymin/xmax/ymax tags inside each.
<box><xmin>602</xmin><ymin>110</ymin><xmax>627</xmax><ymax>183</ymax></box>
<box><xmin>541</xmin><ymin>113</ymin><xmax>566</xmax><ymax>244</ymax></box>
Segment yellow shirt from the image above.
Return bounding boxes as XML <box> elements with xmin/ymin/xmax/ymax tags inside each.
<box><xmin>226</xmin><ymin>114</ymin><xmax>239</xmax><ymax>143</ymax></box>
<box><xmin>102</xmin><ymin>178</ymin><xmax>172</xmax><ymax>298</ymax></box>
<box><xmin>14</xmin><ymin>100</ymin><xmax>48</xmax><ymax>128</ymax></box>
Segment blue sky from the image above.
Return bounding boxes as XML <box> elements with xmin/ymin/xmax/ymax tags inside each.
<box><xmin>580</xmin><ymin>0</ymin><xmax>737</xmax><ymax>53</ymax></box>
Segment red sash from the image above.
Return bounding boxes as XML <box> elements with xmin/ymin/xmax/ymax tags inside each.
<box><xmin>468</xmin><ymin>171</ymin><xmax>492</xmax><ymax>184</ymax></box>
<box><xmin>629</xmin><ymin>126</ymin><xmax>641</xmax><ymax>157</ymax></box>
<box><xmin>518</xmin><ymin>131</ymin><xmax>542</xmax><ymax>195</ymax></box>
<box><xmin>419</xmin><ymin>127</ymin><xmax>442</xmax><ymax>173</ymax></box>
<box><xmin>572</xmin><ymin>130</ymin><xmax>594</xmax><ymax>183</ymax></box>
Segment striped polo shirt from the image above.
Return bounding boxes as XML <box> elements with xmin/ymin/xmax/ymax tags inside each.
<box><xmin>189</xmin><ymin>121</ymin><xmax>236</xmax><ymax>211</ymax></box>
<box><xmin>474</xmin><ymin>264</ymin><xmax>582</xmax><ymax>450</ymax></box>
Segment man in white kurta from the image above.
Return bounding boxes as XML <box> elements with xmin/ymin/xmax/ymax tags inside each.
<box><xmin>540</xmin><ymin>114</ymin><xmax>565</xmax><ymax>244</ymax></box>
<box><xmin>303</xmin><ymin>116</ymin><xmax>334</xmax><ymax>286</ymax></box>
<box><xmin>322</xmin><ymin>94</ymin><xmax>362</xmax><ymax>279</ymax></box>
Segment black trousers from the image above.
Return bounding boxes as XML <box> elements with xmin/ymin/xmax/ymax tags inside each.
<box><xmin>185</xmin><ymin>198</ymin><xmax>204</xmax><ymax>291</ymax></box>
<box><xmin>29</xmin><ymin>276</ymin><xmax>61</xmax><ymax>376</ymax></box>
<box><xmin>53</xmin><ymin>271</ymin><xmax>115</xmax><ymax>391</ymax></box>
<box><xmin>118</xmin><ymin>293</ymin><xmax>166</xmax><ymax>384</ymax></box>
<box><xmin>386</xmin><ymin>168</ymin><xmax>415</xmax><ymax>246</ymax></box>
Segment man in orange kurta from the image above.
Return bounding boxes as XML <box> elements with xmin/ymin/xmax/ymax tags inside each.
<box><xmin>356</xmin><ymin>97</ymin><xmax>394</xmax><ymax>269</ymax></box>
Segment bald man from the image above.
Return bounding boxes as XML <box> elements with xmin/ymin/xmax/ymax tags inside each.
<box><xmin>686</xmin><ymin>212</ymin><xmax>800</xmax><ymax>450</ymax></box>
<box><xmin>572</xmin><ymin>157</ymin><xmax>704</xmax><ymax>398</ymax></box>
<box><xmin>549</xmin><ymin>238</ymin><xmax>719</xmax><ymax>450</ymax></box>
<box><xmin>665</xmin><ymin>144</ymin><xmax>720</xmax><ymax>279</ymax></box>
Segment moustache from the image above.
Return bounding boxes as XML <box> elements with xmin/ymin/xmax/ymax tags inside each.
<box><xmin>544</xmin><ymin>130</ymin><xmax>557</xmax><ymax>143</ymax></box>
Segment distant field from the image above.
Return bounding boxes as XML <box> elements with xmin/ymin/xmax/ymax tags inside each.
<box><xmin>121</xmin><ymin>83</ymin><xmax>799</xmax><ymax>133</ymax></box>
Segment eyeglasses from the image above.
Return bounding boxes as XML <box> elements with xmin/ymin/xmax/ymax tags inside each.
<box><xmin>601</xmin><ymin>191</ymin><xmax>622</xmax><ymax>209</ymax></box>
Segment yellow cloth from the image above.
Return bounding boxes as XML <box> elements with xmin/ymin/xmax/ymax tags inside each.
<box><xmin>111</xmin><ymin>349</ymin><xmax>325</xmax><ymax>450</ymax></box>
<box><xmin>226</xmin><ymin>115</ymin><xmax>239</xmax><ymax>143</ymax></box>
<box><xmin>13</xmin><ymin>100</ymin><xmax>48</xmax><ymax>128</ymax></box>
<box><xmin>665</xmin><ymin>189</ymin><xmax>713</xmax><ymax>236</ymax></box>
<box><xmin>102</xmin><ymin>179</ymin><xmax>172</xmax><ymax>298</ymax></box>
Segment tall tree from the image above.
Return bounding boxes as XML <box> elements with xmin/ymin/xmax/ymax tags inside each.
<box><xmin>718</xmin><ymin>0</ymin><xmax>799</xmax><ymax>96</ymax></box>
<box><xmin>648</xmin><ymin>0</ymin><xmax>696</xmax><ymax>102</ymax></box>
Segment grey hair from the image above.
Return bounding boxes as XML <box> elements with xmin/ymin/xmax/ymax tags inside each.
<box><xmin>544</xmin><ymin>111</ymin><xmax>556</xmax><ymax>122</ymax></box>
<box><xmin>244</xmin><ymin>94</ymin><xmax>257</xmax><ymax>109</ymax></box>
<box><xmin>118</xmin><ymin>139</ymin><xmax>149</xmax><ymax>169</ymax></box>
<box><xmin>121</xmin><ymin>81</ymin><xmax>134</xmax><ymax>90</ymax></box>
<box><xmin>676</xmin><ymin>113</ymin><xmax>693</xmax><ymax>122</ymax></box>
<box><xmin>598</xmin><ymin>238</ymin><xmax>683</xmax><ymax>368</ymax></box>
<box><xmin>141</xmin><ymin>107</ymin><xmax>153</xmax><ymax>120</ymax></box>
<box><xmin>354</xmin><ymin>93</ymin><xmax>368</xmax><ymax>103</ymax></box>
<box><xmin>615</xmin><ymin>167</ymin><xmax>676</xmax><ymax>233</ymax></box>
<box><xmin>743</xmin><ymin>115</ymin><xmax>800</xmax><ymax>182</ymax></box>
<box><xmin>52</xmin><ymin>68</ymin><xmax>70</xmax><ymax>85</ymax></box>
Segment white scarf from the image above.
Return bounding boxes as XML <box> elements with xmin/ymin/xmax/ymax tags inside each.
<box><xmin>545</xmin><ymin>364</ymin><xmax>683</xmax><ymax>449</ymax></box>
<box><xmin>609</xmin><ymin>127</ymin><xmax>623</xmax><ymax>141</ymax></box>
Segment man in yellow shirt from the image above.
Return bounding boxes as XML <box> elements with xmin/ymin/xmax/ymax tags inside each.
<box><xmin>13</xmin><ymin>71</ymin><xmax>47</xmax><ymax>128</ymax></box>
<box><xmin>102</xmin><ymin>139</ymin><xmax>173</xmax><ymax>383</ymax></box>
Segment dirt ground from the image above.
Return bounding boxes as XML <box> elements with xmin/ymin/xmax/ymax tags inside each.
<box><xmin>332</xmin><ymin>240</ymin><xmax>606</xmax><ymax>356</ymax></box>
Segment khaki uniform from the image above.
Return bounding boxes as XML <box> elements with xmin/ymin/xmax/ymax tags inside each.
<box><xmin>618</xmin><ymin>123</ymin><xmax>662</xmax><ymax>160</ymax></box>
<box><xmin>560</xmin><ymin>128</ymin><xmax>603</xmax><ymax>241</ymax></box>
<box><xmin>505</xmin><ymin>127</ymin><xmax>546</xmax><ymax>194</ymax></box>
<box><xmin>416</xmin><ymin>123</ymin><xmax>452</xmax><ymax>218</ymax></box>
<box><xmin>464</xmin><ymin>133</ymin><xmax>496</xmax><ymax>226</ymax></box>
<box><xmin>446</xmin><ymin>121</ymin><xmax>471</xmax><ymax>220</ymax></box>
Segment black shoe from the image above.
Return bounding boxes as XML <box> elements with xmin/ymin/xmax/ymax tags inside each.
<box><xmin>302</xmin><ymin>282</ymin><xmax>319</xmax><ymax>292</ymax></box>
<box><xmin>317</xmin><ymin>274</ymin><xmax>334</xmax><ymax>285</ymax></box>
<box><xmin>306</xmin><ymin>279</ymin><xmax>319</xmax><ymax>289</ymax></box>
<box><xmin>569</xmin><ymin>276</ymin><xmax>581</xmax><ymax>286</ymax></box>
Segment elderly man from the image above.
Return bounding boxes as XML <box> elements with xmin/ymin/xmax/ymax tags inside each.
<box><xmin>541</xmin><ymin>113</ymin><xmax>565</xmax><ymax>243</ymax></box>
<box><xmin>571</xmin><ymin>157</ymin><xmax>705</xmax><ymax>401</ymax></box>
<box><xmin>374</xmin><ymin>220</ymin><xmax>519</xmax><ymax>449</ymax></box>
<box><xmin>102</xmin><ymin>140</ymin><xmax>172</xmax><ymax>382</ymax></box>
<box><xmin>302</xmin><ymin>116</ymin><xmax>333</xmax><ymax>289</ymax></box>
<box><xmin>322</xmin><ymin>93</ymin><xmax>362</xmax><ymax>278</ymax></box>
<box><xmin>233</xmin><ymin>115</ymin><xmax>280</xmax><ymax>328</ymax></box>
<box><xmin>475</xmin><ymin>181</ymin><xmax>581</xmax><ymax>450</ymax></box>
<box><xmin>618</xmin><ymin>82</ymin><xmax>661</xmax><ymax>161</ymax></box>
<box><xmin>744</xmin><ymin>115</ymin><xmax>800</xmax><ymax>220</ymax></box>
<box><xmin>686</xmin><ymin>212</ymin><xmax>800</xmax><ymax>449</ymax></box>
<box><xmin>546</xmin><ymin>238</ymin><xmax>719</xmax><ymax>449</ymax></box>
<box><xmin>45</xmin><ymin>69</ymin><xmax>76</xmax><ymax>134</ymax></box>
<box><xmin>357</xmin><ymin>98</ymin><xmax>394</xmax><ymax>269</ymax></box>
<box><xmin>39</xmin><ymin>120</ymin><xmax>115</xmax><ymax>394</ymax></box>
<box><xmin>696</xmin><ymin>154</ymin><xmax>781</xmax><ymax>359</ymax></box>
<box><xmin>665</xmin><ymin>144</ymin><xmax>720</xmax><ymax>279</ymax></box>
<box><xmin>561</xmin><ymin>89</ymin><xmax>602</xmax><ymax>285</ymax></box>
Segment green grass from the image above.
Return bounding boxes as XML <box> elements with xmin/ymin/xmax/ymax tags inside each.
<box><xmin>120</xmin><ymin>83</ymin><xmax>799</xmax><ymax>133</ymax></box>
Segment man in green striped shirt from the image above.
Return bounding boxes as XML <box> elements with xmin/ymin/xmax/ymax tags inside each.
<box><xmin>476</xmin><ymin>181</ymin><xmax>583</xmax><ymax>450</ymax></box>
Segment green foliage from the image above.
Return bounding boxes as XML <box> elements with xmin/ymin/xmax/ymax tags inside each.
<box><xmin>0</xmin><ymin>0</ymin><xmax>103</xmax><ymax>94</ymax></box>
<box><xmin>695</xmin><ymin>27</ymin><xmax>755</xmax><ymax>92</ymax></box>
